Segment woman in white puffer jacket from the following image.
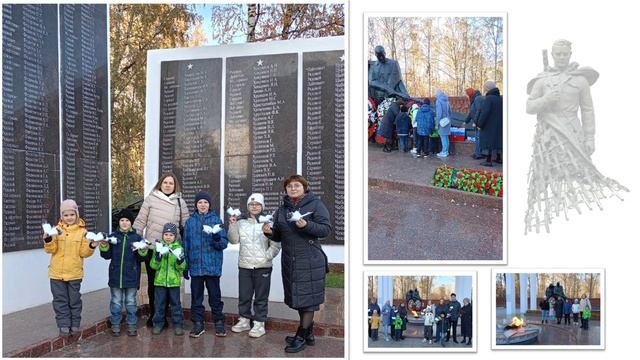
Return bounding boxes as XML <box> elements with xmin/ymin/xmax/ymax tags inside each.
<box><xmin>227</xmin><ymin>193</ymin><xmax>281</xmax><ymax>338</ymax></box>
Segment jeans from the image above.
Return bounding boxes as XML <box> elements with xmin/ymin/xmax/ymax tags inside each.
<box><xmin>153</xmin><ymin>286</ymin><xmax>183</xmax><ymax>327</ymax></box>
<box><xmin>398</xmin><ymin>135</ymin><xmax>408</xmax><ymax>152</ymax></box>
<box><xmin>190</xmin><ymin>276</ymin><xmax>224</xmax><ymax>323</ymax></box>
<box><xmin>541</xmin><ymin>309</ymin><xmax>549</xmax><ymax>322</ymax></box>
<box><xmin>110</xmin><ymin>287</ymin><xmax>138</xmax><ymax>326</ymax></box>
<box><xmin>440</xmin><ymin>134</ymin><xmax>449</xmax><ymax>155</ymax></box>
<box><xmin>474</xmin><ymin>129</ymin><xmax>483</xmax><ymax>156</ymax></box>
<box><xmin>50</xmin><ymin>279</ymin><xmax>82</xmax><ymax>328</ymax></box>
<box><xmin>383</xmin><ymin>324</ymin><xmax>389</xmax><ymax>339</ymax></box>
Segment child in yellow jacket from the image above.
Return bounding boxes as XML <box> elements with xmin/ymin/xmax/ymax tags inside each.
<box><xmin>43</xmin><ymin>199</ymin><xmax>100</xmax><ymax>336</ymax></box>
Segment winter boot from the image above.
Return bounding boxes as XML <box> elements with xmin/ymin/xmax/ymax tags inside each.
<box><xmin>286</xmin><ymin>321</ymin><xmax>315</xmax><ymax>345</ymax></box>
<box><xmin>174</xmin><ymin>325</ymin><xmax>185</xmax><ymax>336</ymax></box>
<box><xmin>215</xmin><ymin>320</ymin><xmax>227</xmax><ymax>337</ymax></box>
<box><xmin>111</xmin><ymin>324</ymin><xmax>121</xmax><ymax>337</ymax></box>
<box><xmin>466</xmin><ymin>337</ymin><xmax>472</xmax><ymax>345</ymax></box>
<box><xmin>284</xmin><ymin>326</ymin><xmax>307</xmax><ymax>353</ymax></box>
<box><xmin>190</xmin><ymin>321</ymin><xmax>205</xmax><ymax>338</ymax></box>
<box><xmin>248</xmin><ymin>321</ymin><xmax>266</xmax><ymax>338</ymax></box>
<box><xmin>127</xmin><ymin>324</ymin><xmax>137</xmax><ymax>336</ymax></box>
<box><xmin>231</xmin><ymin>317</ymin><xmax>251</xmax><ymax>333</ymax></box>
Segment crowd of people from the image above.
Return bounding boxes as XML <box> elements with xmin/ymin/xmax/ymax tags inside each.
<box><xmin>367</xmin><ymin>293</ymin><xmax>472</xmax><ymax>347</ymax></box>
<box><xmin>538</xmin><ymin>282</ymin><xmax>593</xmax><ymax>329</ymax></box>
<box><xmin>42</xmin><ymin>173</ymin><xmax>332</xmax><ymax>354</ymax></box>
<box><xmin>368</xmin><ymin>82</ymin><xmax>503</xmax><ymax>166</ymax></box>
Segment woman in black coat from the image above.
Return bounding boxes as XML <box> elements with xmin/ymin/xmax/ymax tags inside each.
<box><xmin>460</xmin><ymin>298</ymin><xmax>472</xmax><ymax>345</ymax></box>
<box><xmin>263</xmin><ymin>175</ymin><xmax>332</xmax><ymax>353</ymax></box>
<box><xmin>476</xmin><ymin>81</ymin><xmax>503</xmax><ymax>166</ymax></box>
<box><xmin>377</xmin><ymin>101</ymin><xmax>400</xmax><ymax>152</ymax></box>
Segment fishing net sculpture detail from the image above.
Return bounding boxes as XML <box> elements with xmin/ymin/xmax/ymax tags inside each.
<box><xmin>524</xmin><ymin>40</ymin><xmax>629</xmax><ymax>234</ymax></box>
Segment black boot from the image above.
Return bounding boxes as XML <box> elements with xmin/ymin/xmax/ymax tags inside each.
<box><xmin>286</xmin><ymin>322</ymin><xmax>315</xmax><ymax>346</ymax></box>
<box><xmin>466</xmin><ymin>337</ymin><xmax>472</xmax><ymax>345</ymax></box>
<box><xmin>285</xmin><ymin>327</ymin><xmax>306</xmax><ymax>353</ymax></box>
<box><xmin>461</xmin><ymin>337</ymin><xmax>466</xmax><ymax>344</ymax></box>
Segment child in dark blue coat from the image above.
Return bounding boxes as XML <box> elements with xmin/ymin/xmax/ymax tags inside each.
<box><xmin>99</xmin><ymin>209</ymin><xmax>148</xmax><ymax>337</ymax></box>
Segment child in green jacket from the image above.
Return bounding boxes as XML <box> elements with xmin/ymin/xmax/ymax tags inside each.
<box><xmin>150</xmin><ymin>223</ymin><xmax>187</xmax><ymax>335</ymax></box>
<box><xmin>393</xmin><ymin>314</ymin><xmax>403</xmax><ymax>341</ymax></box>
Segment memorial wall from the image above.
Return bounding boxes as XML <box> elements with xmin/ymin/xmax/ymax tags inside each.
<box><xmin>2</xmin><ymin>4</ymin><xmax>110</xmax><ymax>252</ymax></box>
<box><xmin>147</xmin><ymin>37</ymin><xmax>344</xmax><ymax>245</ymax></box>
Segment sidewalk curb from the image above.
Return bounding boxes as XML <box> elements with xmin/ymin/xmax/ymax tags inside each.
<box><xmin>4</xmin><ymin>306</ymin><xmax>343</xmax><ymax>357</ymax></box>
<box><xmin>369</xmin><ymin>177</ymin><xmax>502</xmax><ymax>210</ymax></box>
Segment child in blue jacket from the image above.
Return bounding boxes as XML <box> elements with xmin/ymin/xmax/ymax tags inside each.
<box><xmin>182</xmin><ymin>191</ymin><xmax>229</xmax><ymax>338</ymax></box>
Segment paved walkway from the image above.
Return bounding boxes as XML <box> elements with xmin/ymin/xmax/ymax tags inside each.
<box><xmin>3</xmin><ymin>275</ymin><xmax>343</xmax><ymax>357</ymax></box>
<box><xmin>44</xmin><ymin>321</ymin><xmax>344</xmax><ymax>357</ymax></box>
<box><xmin>367</xmin><ymin>322</ymin><xmax>473</xmax><ymax>349</ymax></box>
<box><xmin>368</xmin><ymin>143</ymin><xmax>503</xmax><ymax>261</ymax></box>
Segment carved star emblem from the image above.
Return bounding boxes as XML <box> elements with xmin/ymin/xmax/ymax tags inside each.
<box><xmin>340</xmin><ymin>54</ymin><xmax>345</xmax><ymax>62</ymax></box>
<box><xmin>187</xmin><ymin>63</ymin><xmax>193</xmax><ymax>70</ymax></box>
<box><xmin>257</xmin><ymin>59</ymin><xmax>263</xmax><ymax>66</ymax></box>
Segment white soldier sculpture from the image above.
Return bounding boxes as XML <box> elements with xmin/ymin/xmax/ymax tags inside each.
<box><xmin>524</xmin><ymin>39</ymin><xmax>628</xmax><ymax>234</ymax></box>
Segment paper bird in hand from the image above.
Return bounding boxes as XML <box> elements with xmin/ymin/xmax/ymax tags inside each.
<box><xmin>86</xmin><ymin>232</ymin><xmax>105</xmax><ymax>242</ymax></box>
<box><xmin>155</xmin><ymin>242</ymin><xmax>170</xmax><ymax>255</ymax></box>
<box><xmin>203</xmin><ymin>224</ymin><xmax>222</xmax><ymax>234</ymax></box>
<box><xmin>287</xmin><ymin>211</ymin><xmax>313</xmax><ymax>222</ymax></box>
<box><xmin>131</xmin><ymin>239</ymin><xmax>151</xmax><ymax>251</ymax></box>
<box><xmin>171</xmin><ymin>247</ymin><xmax>184</xmax><ymax>260</ymax></box>
<box><xmin>42</xmin><ymin>223</ymin><xmax>61</xmax><ymax>236</ymax></box>
<box><xmin>258</xmin><ymin>214</ymin><xmax>273</xmax><ymax>224</ymax></box>
<box><xmin>226</xmin><ymin>207</ymin><xmax>241</xmax><ymax>217</ymax></box>
<box><xmin>106</xmin><ymin>236</ymin><xmax>118</xmax><ymax>245</ymax></box>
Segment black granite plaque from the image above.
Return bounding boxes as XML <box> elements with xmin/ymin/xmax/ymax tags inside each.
<box><xmin>2</xmin><ymin>4</ymin><xmax>61</xmax><ymax>252</ymax></box>
<box><xmin>302</xmin><ymin>51</ymin><xmax>345</xmax><ymax>244</ymax></box>
<box><xmin>159</xmin><ymin>58</ymin><xmax>223</xmax><ymax>212</ymax></box>
<box><xmin>224</xmin><ymin>54</ymin><xmax>298</xmax><ymax>211</ymax></box>
<box><xmin>60</xmin><ymin>4</ymin><xmax>109</xmax><ymax>233</ymax></box>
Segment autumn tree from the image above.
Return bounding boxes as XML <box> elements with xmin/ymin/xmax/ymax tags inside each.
<box><xmin>210</xmin><ymin>3</ymin><xmax>344</xmax><ymax>44</ymax></box>
<box><xmin>110</xmin><ymin>4</ymin><xmax>201</xmax><ymax>208</ymax></box>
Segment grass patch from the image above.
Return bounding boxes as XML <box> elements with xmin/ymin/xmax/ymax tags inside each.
<box><xmin>325</xmin><ymin>272</ymin><xmax>344</xmax><ymax>288</ymax></box>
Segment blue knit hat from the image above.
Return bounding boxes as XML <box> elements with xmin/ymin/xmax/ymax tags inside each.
<box><xmin>162</xmin><ymin>223</ymin><xmax>178</xmax><ymax>235</ymax></box>
<box><xmin>194</xmin><ymin>191</ymin><xmax>213</xmax><ymax>208</ymax></box>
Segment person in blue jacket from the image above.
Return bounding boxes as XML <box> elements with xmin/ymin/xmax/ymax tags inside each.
<box><xmin>414</xmin><ymin>99</ymin><xmax>434</xmax><ymax>158</ymax></box>
<box><xmin>182</xmin><ymin>191</ymin><xmax>229</xmax><ymax>338</ymax></box>
<box><xmin>99</xmin><ymin>209</ymin><xmax>147</xmax><ymax>337</ymax></box>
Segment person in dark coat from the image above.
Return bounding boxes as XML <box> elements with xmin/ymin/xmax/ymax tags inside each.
<box><xmin>99</xmin><ymin>209</ymin><xmax>147</xmax><ymax>337</ymax></box>
<box><xmin>555</xmin><ymin>297</ymin><xmax>564</xmax><ymax>324</ymax></box>
<box><xmin>435</xmin><ymin>298</ymin><xmax>449</xmax><ymax>347</ymax></box>
<box><xmin>464</xmin><ymin>88</ymin><xmax>486</xmax><ymax>159</ymax></box>
<box><xmin>395</xmin><ymin>106</ymin><xmax>411</xmax><ymax>152</ymax></box>
<box><xmin>476</xmin><ymin>81</ymin><xmax>503</xmax><ymax>166</ymax></box>
<box><xmin>398</xmin><ymin>303</ymin><xmax>408</xmax><ymax>340</ymax></box>
<box><xmin>263</xmin><ymin>175</ymin><xmax>332</xmax><ymax>353</ymax></box>
<box><xmin>414</xmin><ymin>100</ymin><xmax>434</xmax><ymax>157</ymax></box>
<box><xmin>460</xmin><ymin>298</ymin><xmax>472</xmax><ymax>345</ymax></box>
<box><xmin>377</xmin><ymin>101</ymin><xmax>399</xmax><ymax>152</ymax></box>
<box><xmin>446</xmin><ymin>293</ymin><xmax>462</xmax><ymax>343</ymax></box>
<box><xmin>539</xmin><ymin>296</ymin><xmax>550</xmax><ymax>324</ymax></box>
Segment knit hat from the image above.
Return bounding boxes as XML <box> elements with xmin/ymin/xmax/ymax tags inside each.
<box><xmin>60</xmin><ymin>199</ymin><xmax>79</xmax><ymax>217</ymax></box>
<box><xmin>162</xmin><ymin>223</ymin><xmax>178</xmax><ymax>235</ymax></box>
<box><xmin>116</xmin><ymin>208</ymin><xmax>135</xmax><ymax>223</ymax></box>
<box><xmin>484</xmin><ymin>80</ymin><xmax>497</xmax><ymax>91</ymax></box>
<box><xmin>247</xmin><ymin>193</ymin><xmax>265</xmax><ymax>207</ymax></box>
<box><xmin>465</xmin><ymin>87</ymin><xmax>475</xmax><ymax>98</ymax></box>
<box><xmin>194</xmin><ymin>191</ymin><xmax>213</xmax><ymax>208</ymax></box>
